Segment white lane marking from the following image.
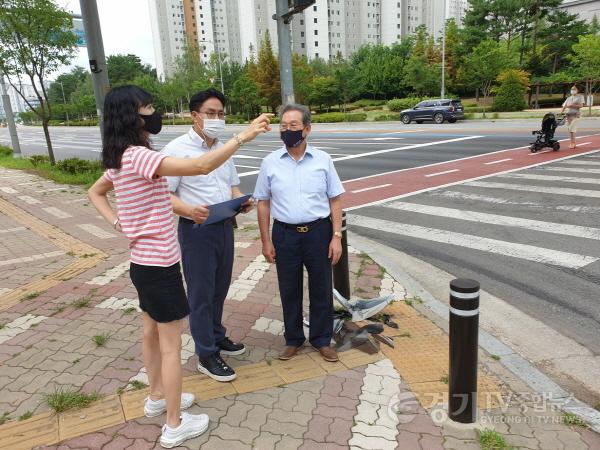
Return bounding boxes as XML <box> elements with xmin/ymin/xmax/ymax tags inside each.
<box><xmin>0</xmin><ymin>227</ymin><xmax>26</xmax><ymax>234</ymax></box>
<box><xmin>345</xmin><ymin>146</ymin><xmax>600</xmax><ymax>211</ymax></box>
<box><xmin>373</xmin><ymin>137</ymin><xmax>405</xmax><ymax>141</ymax></box>
<box><xmin>313</xmin><ymin>146</ymin><xmax>339</xmax><ymax>150</ymax></box>
<box><xmin>347</xmin><ymin>215</ymin><xmax>597</xmax><ymax>269</ymax></box>
<box><xmin>499</xmin><ymin>173</ymin><xmax>600</xmax><ymax>185</ymax></box>
<box><xmin>0</xmin><ymin>187</ymin><xmax>18</xmax><ymax>194</ymax></box>
<box><xmin>18</xmin><ymin>195</ymin><xmax>41</xmax><ymax>205</ymax></box>
<box><xmin>387</xmin><ymin>202</ymin><xmax>600</xmax><ymax>240</ymax></box>
<box><xmin>430</xmin><ymin>190</ymin><xmax>600</xmax><ymax>214</ymax></box>
<box><xmin>555</xmin><ymin>160</ymin><xmax>600</xmax><ymax>167</ymax></box>
<box><xmin>333</xmin><ymin>136</ymin><xmax>484</xmax><ymax>163</ymax></box>
<box><xmin>235</xmin><ymin>164</ymin><xmax>260</xmax><ymax>169</ymax></box>
<box><xmin>534</xmin><ymin>167</ymin><xmax>600</xmax><ymax>175</ymax></box>
<box><xmin>484</xmin><ymin>158</ymin><xmax>512</xmax><ymax>165</ymax></box>
<box><xmin>233</xmin><ymin>154</ymin><xmax>262</xmax><ymax>160</ymax></box>
<box><xmin>466</xmin><ymin>181</ymin><xmax>600</xmax><ymax>198</ymax></box>
<box><xmin>425</xmin><ymin>169</ymin><xmax>459</xmax><ymax>178</ymax></box>
<box><xmin>352</xmin><ymin>183</ymin><xmax>392</xmax><ymax>194</ymax></box>
<box><xmin>87</xmin><ymin>261</ymin><xmax>130</xmax><ymax>285</ymax></box>
<box><xmin>77</xmin><ymin>224</ymin><xmax>116</xmax><ymax>239</ymax></box>
<box><xmin>43</xmin><ymin>207</ymin><xmax>72</xmax><ymax>219</ymax></box>
<box><xmin>0</xmin><ymin>250</ymin><xmax>66</xmax><ymax>267</ymax></box>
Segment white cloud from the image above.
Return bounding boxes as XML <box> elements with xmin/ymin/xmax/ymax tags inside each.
<box><xmin>54</xmin><ymin>0</ymin><xmax>155</xmax><ymax>78</ymax></box>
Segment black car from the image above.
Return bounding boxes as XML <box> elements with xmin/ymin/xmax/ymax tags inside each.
<box><xmin>400</xmin><ymin>99</ymin><xmax>465</xmax><ymax>124</ymax></box>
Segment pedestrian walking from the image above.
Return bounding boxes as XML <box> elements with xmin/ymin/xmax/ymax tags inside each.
<box><xmin>254</xmin><ymin>104</ymin><xmax>345</xmax><ymax>363</ymax></box>
<box><xmin>561</xmin><ymin>84</ymin><xmax>585</xmax><ymax>149</ymax></box>
<box><xmin>161</xmin><ymin>89</ymin><xmax>251</xmax><ymax>383</ymax></box>
<box><xmin>87</xmin><ymin>85</ymin><xmax>270</xmax><ymax>448</ymax></box>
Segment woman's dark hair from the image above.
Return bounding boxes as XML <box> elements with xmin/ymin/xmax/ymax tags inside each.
<box><xmin>102</xmin><ymin>85</ymin><xmax>154</xmax><ymax>169</ymax></box>
<box><xmin>189</xmin><ymin>88</ymin><xmax>227</xmax><ymax>112</ymax></box>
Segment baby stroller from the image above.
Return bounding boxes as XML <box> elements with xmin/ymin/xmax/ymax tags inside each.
<box><xmin>530</xmin><ymin>113</ymin><xmax>566</xmax><ymax>153</ymax></box>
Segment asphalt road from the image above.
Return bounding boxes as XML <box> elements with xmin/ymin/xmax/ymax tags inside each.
<box><xmin>2</xmin><ymin>118</ymin><xmax>599</xmax><ymax>354</ymax></box>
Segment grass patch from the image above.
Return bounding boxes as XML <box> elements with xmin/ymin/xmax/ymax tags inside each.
<box><xmin>72</xmin><ymin>297</ymin><xmax>91</xmax><ymax>308</ymax></box>
<box><xmin>0</xmin><ymin>151</ymin><xmax>102</xmax><ymax>188</ymax></box>
<box><xmin>123</xmin><ymin>307</ymin><xmax>137</xmax><ymax>315</ymax></box>
<box><xmin>563</xmin><ymin>412</ymin><xmax>587</xmax><ymax>427</ymax></box>
<box><xmin>51</xmin><ymin>305</ymin><xmax>66</xmax><ymax>316</ymax></box>
<box><xmin>116</xmin><ymin>387</ymin><xmax>125</xmax><ymax>396</ymax></box>
<box><xmin>405</xmin><ymin>299</ymin><xmax>413</xmax><ymax>306</ymax></box>
<box><xmin>0</xmin><ymin>412</ymin><xmax>10</xmax><ymax>425</ymax></box>
<box><xmin>72</xmin><ymin>358</ymin><xmax>81</xmax><ymax>364</ymax></box>
<box><xmin>18</xmin><ymin>411</ymin><xmax>33</xmax><ymax>421</ymax></box>
<box><xmin>93</xmin><ymin>333</ymin><xmax>110</xmax><ymax>347</ymax></box>
<box><xmin>80</xmin><ymin>253</ymin><xmax>97</xmax><ymax>258</ymax></box>
<box><xmin>594</xmin><ymin>402</ymin><xmax>600</xmax><ymax>412</ymax></box>
<box><xmin>128</xmin><ymin>380</ymin><xmax>148</xmax><ymax>391</ymax></box>
<box><xmin>0</xmin><ymin>323</ymin><xmax>4</xmax><ymax>330</ymax></box>
<box><xmin>399</xmin><ymin>332</ymin><xmax>411</xmax><ymax>338</ymax></box>
<box><xmin>490</xmin><ymin>354</ymin><xmax>501</xmax><ymax>361</ymax></box>
<box><xmin>440</xmin><ymin>374</ymin><xmax>449</xmax><ymax>384</ymax></box>
<box><xmin>44</xmin><ymin>388</ymin><xmax>102</xmax><ymax>413</ymax></box>
<box><xmin>24</xmin><ymin>291</ymin><xmax>40</xmax><ymax>300</ymax></box>
<box><xmin>479</xmin><ymin>429</ymin><xmax>513</xmax><ymax>450</ymax></box>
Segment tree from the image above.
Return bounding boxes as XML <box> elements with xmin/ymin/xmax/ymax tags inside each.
<box><xmin>230</xmin><ymin>74</ymin><xmax>261</xmax><ymax>119</ymax></box>
<box><xmin>569</xmin><ymin>34</ymin><xmax>600</xmax><ymax>114</ymax></box>
<box><xmin>0</xmin><ymin>0</ymin><xmax>77</xmax><ymax>163</ymax></box>
<box><xmin>460</xmin><ymin>39</ymin><xmax>514</xmax><ymax>116</ymax></box>
<box><xmin>253</xmin><ymin>31</ymin><xmax>280</xmax><ymax>111</ymax></box>
<box><xmin>107</xmin><ymin>54</ymin><xmax>155</xmax><ymax>86</ymax></box>
<box><xmin>292</xmin><ymin>54</ymin><xmax>313</xmax><ymax>104</ymax></box>
<box><xmin>307</xmin><ymin>76</ymin><xmax>340</xmax><ymax>112</ymax></box>
<box><xmin>492</xmin><ymin>69</ymin><xmax>530</xmax><ymax>111</ymax></box>
<box><xmin>48</xmin><ymin>66</ymin><xmax>87</xmax><ymax>105</ymax></box>
<box><xmin>402</xmin><ymin>54</ymin><xmax>440</xmax><ymax>97</ymax></box>
<box><xmin>539</xmin><ymin>10</ymin><xmax>589</xmax><ymax>74</ymax></box>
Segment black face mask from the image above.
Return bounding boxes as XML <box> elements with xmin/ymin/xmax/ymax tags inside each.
<box><xmin>280</xmin><ymin>129</ymin><xmax>305</xmax><ymax>148</ymax></box>
<box><xmin>140</xmin><ymin>111</ymin><xmax>162</xmax><ymax>135</ymax></box>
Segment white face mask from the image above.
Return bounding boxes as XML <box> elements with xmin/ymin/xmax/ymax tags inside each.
<box><xmin>571</xmin><ymin>90</ymin><xmax>577</xmax><ymax>95</ymax></box>
<box><xmin>202</xmin><ymin>119</ymin><xmax>225</xmax><ymax>139</ymax></box>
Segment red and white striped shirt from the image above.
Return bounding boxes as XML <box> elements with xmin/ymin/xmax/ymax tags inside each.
<box><xmin>104</xmin><ymin>146</ymin><xmax>180</xmax><ymax>267</ymax></box>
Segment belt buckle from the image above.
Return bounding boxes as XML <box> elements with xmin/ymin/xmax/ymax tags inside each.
<box><xmin>296</xmin><ymin>225</ymin><xmax>309</xmax><ymax>233</ymax></box>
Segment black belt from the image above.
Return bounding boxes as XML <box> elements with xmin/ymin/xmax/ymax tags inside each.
<box><xmin>274</xmin><ymin>217</ymin><xmax>330</xmax><ymax>233</ymax></box>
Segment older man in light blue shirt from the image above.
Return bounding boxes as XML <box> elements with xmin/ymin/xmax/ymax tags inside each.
<box><xmin>254</xmin><ymin>104</ymin><xmax>344</xmax><ymax>363</ymax></box>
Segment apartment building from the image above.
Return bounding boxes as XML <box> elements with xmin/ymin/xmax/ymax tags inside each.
<box><xmin>149</xmin><ymin>0</ymin><xmax>469</xmax><ymax>79</ymax></box>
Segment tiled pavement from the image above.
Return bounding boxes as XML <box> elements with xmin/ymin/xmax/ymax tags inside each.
<box><xmin>0</xmin><ymin>167</ymin><xmax>599</xmax><ymax>449</ymax></box>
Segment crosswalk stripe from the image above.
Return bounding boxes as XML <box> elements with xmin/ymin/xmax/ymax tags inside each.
<box><xmin>431</xmin><ymin>190</ymin><xmax>600</xmax><ymax>213</ymax></box>
<box><xmin>556</xmin><ymin>160</ymin><xmax>600</xmax><ymax>167</ymax></box>
<box><xmin>498</xmin><ymin>173</ymin><xmax>600</xmax><ymax>185</ymax></box>
<box><xmin>347</xmin><ymin>215</ymin><xmax>598</xmax><ymax>269</ymax></box>
<box><xmin>534</xmin><ymin>167</ymin><xmax>600</xmax><ymax>175</ymax></box>
<box><xmin>466</xmin><ymin>181</ymin><xmax>600</xmax><ymax>198</ymax></box>
<box><xmin>387</xmin><ymin>201</ymin><xmax>600</xmax><ymax>240</ymax></box>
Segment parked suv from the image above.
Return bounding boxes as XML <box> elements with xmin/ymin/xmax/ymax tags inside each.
<box><xmin>400</xmin><ymin>99</ymin><xmax>465</xmax><ymax>124</ymax></box>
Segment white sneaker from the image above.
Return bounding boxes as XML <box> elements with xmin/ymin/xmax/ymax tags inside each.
<box><xmin>160</xmin><ymin>412</ymin><xmax>209</xmax><ymax>448</ymax></box>
<box><xmin>144</xmin><ymin>392</ymin><xmax>195</xmax><ymax>417</ymax></box>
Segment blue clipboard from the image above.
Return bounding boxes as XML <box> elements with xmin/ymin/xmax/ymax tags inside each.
<box><xmin>193</xmin><ymin>194</ymin><xmax>252</xmax><ymax>228</ymax></box>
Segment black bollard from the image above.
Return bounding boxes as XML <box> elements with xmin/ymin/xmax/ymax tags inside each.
<box><xmin>333</xmin><ymin>211</ymin><xmax>351</xmax><ymax>300</ymax></box>
<box><xmin>448</xmin><ymin>278</ymin><xmax>480</xmax><ymax>424</ymax></box>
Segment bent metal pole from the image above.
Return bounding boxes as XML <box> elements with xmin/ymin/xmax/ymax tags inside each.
<box><xmin>448</xmin><ymin>278</ymin><xmax>480</xmax><ymax>424</ymax></box>
<box><xmin>332</xmin><ymin>211</ymin><xmax>351</xmax><ymax>300</ymax></box>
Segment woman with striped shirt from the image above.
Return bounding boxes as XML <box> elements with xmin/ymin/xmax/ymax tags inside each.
<box><xmin>88</xmin><ymin>85</ymin><xmax>270</xmax><ymax>448</ymax></box>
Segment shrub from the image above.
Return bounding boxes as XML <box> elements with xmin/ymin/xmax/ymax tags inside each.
<box><xmin>311</xmin><ymin>113</ymin><xmax>345</xmax><ymax>123</ymax></box>
<box><xmin>353</xmin><ymin>99</ymin><xmax>386</xmax><ymax>108</ymax></box>
<box><xmin>29</xmin><ymin>155</ymin><xmax>51</xmax><ymax>167</ymax></box>
<box><xmin>345</xmin><ymin>113</ymin><xmax>367</xmax><ymax>122</ymax></box>
<box><xmin>492</xmin><ymin>69</ymin><xmax>530</xmax><ymax>112</ymax></box>
<box><xmin>374</xmin><ymin>114</ymin><xmax>398</xmax><ymax>121</ymax></box>
<box><xmin>362</xmin><ymin>105</ymin><xmax>383</xmax><ymax>111</ymax></box>
<box><xmin>387</xmin><ymin>98</ymin><xmax>420</xmax><ymax>112</ymax></box>
<box><xmin>56</xmin><ymin>158</ymin><xmax>102</xmax><ymax>175</ymax></box>
<box><xmin>0</xmin><ymin>145</ymin><xmax>13</xmax><ymax>157</ymax></box>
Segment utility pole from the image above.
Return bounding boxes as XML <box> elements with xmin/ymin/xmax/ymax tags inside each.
<box><xmin>274</xmin><ymin>0</ymin><xmax>296</xmax><ymax>105</ymax></box>
<box><xmin>0</xmin><ymin>76</ymin><xmax>22</xmax><ymax>158</ymax></box>
<box><xmin>78</xmin><ymin>1</ymin><xmax>109</xmax><ymax>139</ymax></box>
<box><xmin>441</xmin><ymin>0</ymin><xmax>446</xmax><ymax>99</ymax></box>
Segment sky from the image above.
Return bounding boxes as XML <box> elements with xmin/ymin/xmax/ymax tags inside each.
<box><xmin>54</xmin><ymin>0</ymin><xmax>156</xmax><ymax>78</ymax></box>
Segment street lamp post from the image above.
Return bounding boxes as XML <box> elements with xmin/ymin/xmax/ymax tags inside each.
<box><xmin>58</xmin><ymin>81</ymin><xmax>70</xmax><ymax>127</ymax></box>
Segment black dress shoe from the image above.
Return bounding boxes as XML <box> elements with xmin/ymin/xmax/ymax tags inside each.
<box><xmin>198</xmin><ymin>353</ymin><xmax>236</xmax><ymax>382</ymax></box>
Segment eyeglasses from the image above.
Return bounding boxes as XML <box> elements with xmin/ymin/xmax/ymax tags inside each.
<box><xmin>279</xmin><ymin>122</ymin><xmax>304</xmax><ymax>131</ymax></box>
<box><xmin>198</xmin><ymin>110</ymin><xmax>226</xmax><ymax>119</ymax></box>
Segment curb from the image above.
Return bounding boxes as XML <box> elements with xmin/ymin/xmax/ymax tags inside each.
<box><xmin>349</xmin><ymin>231</ymin><xmax>600</xmax><ymax>434</ymax></box>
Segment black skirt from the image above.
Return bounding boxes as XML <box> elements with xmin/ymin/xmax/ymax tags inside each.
<box><xmin>129</xmin><ymin>262</ymin><xmax>190</xmax><ymax>323</ymax></box>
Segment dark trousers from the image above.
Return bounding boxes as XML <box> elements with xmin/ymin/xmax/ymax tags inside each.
<box><xmin>178</xmin><ymin>219</ymin><xmax>234</xmax><ymax>358</ymax></box>
<box><xmin>272</xmin><ymin>220</ymin><xmax>333</xmax><ymax>348</ymax></box>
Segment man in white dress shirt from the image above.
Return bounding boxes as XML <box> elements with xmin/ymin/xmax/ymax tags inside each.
<box><xmin>161</xmin><ymin>89</ymin><xmax>250</xmax><ymax>382</ymax></box>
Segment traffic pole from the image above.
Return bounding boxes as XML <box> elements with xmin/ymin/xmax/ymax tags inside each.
<box><xmin>333</xmin><ymin>211</ymin><xmax>351</xmax><ymax>300</ymax></box>
<box><xmin>79</xmin><ymin>0</ymin><xmax>109</xmax><ymax>140</ymax></box>
<box><xmin>274</xmin><ymin>0</ymin><xmax>295</xmax><ymax>105</ymax></box>
<box><xmin>448</xmin><ymin>278</ymin><xmax>480</xmax><ymax>424</ymax></box>
<box><xmin>0</xmin><ymin>75</ymin><xmax>22</xmax><ymax>158</ymax></box>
